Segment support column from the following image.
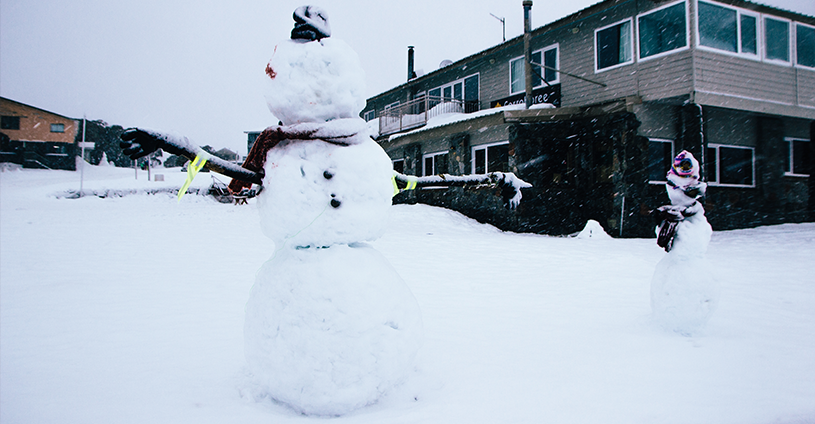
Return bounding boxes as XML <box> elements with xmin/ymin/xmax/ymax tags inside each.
<box><xmin>679</xmin><ymin>103</ymin><xmax>704</xmax><ymax>171</ymax></box>
<box><xmin>756</xmin><ymin>116</ymin><xmax>785</xmax><ymax>219</ymax></box>
<box><xmin>809</xmin><ymin>120</ymin><xmax>815</xmax><ymax>219</ymax></box>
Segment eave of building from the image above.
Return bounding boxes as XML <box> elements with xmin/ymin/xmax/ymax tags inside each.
<box><xmin>0</xmin><ymin>96</ymin><xmax>78</xmax><ymax>122</ymax></box>
<box><xmin>382</xmin><ymin>98</ymin><xmax>638</xmax><ymax>150</ymax></box>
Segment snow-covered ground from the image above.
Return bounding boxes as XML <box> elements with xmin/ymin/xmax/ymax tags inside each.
<box><xmin>1</xmin><ymin>164</ymin><xmax>814</xmax><ymax>424</ymax></box>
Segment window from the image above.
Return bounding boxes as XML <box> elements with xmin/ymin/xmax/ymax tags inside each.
<box><xmin>796</xmin><ymin>23</ymin><xmax>815</xmax><ymax>68</ymax></box>
<box><xmin>423</xmin><ymin>151</ymin><xmax>448</xmax><ymax>176</ymax></box>
<box><xmin>741</xmin><ymin>14</ymin><xmax>758</xmax><ymax>55</ymax></box>
<box><xmin>699</xmin><ymin>2</ymin><xmax>737</xmax><ymax>52</ymax></box>
<box><xmin>463</xmin><ymin>74</ymin><xmax>480</xmax><ymax>113</ymax></box>
<box><xmin>596</xmin><ymin>19</ymin><xmax>633</xmax><ymax>71</ymax></box>
<box><xmin>764</xmin><ymin>17</ymin><xmax>790</xmax><ymax>63</ymax></box>
<box><xmin>784</xmin><ymin>138</ymin><xmax>810</xmax><ymax>176</ymax></box>
<box><xmin>427</xmin><ymin>74</ymin><xmax>480</xmax><ymax>113</ymax></box>
<box><xmin>706</xmin><ymin>144</ymin><xmax>755</xmax><ymax>187</ymax></box>
<box><xmin>1</xmin><ymin>116</ymin><xmax>20</xmax><ymax>130</ymax></box>
<box><xmin>648</xmin><ymin>139</ymin><xmax>674</xmax><ymax>183</ymax></box>
<box><xmin>363</xmin><ymin>110</ymin><xmax>376</xmax><ymax>121</ymax></box>
<box><xmin>697</xmin><ymin>2</ymin><xmax>760</xmax><ymax>58</ymax></box>
<box><xmin>50</xmin><ymin>123</ymin><xmax>65</xmax><ymax>133</ymax></box>
<box><xmin>638</xmin><ymin>1</ymin><xmax>688</xmax><ymax>60</ymax></box>
<box><xmin>472</xmin><ymin>141</ymin><xmax>509</xmax><ymax>174</ymax></box>
<box><xmin>48</xmin><ymin>144</ymin><xmax>68</xmax><ymax>156</ymax></box>
<box><xmin>510</xmin><ymin>45</ymin><xmax>559</xmax><ymax>94</ymax></box>
<box><xmin>392</xmin><ymin>159</ymin><xmax>405</xmax><ymax>174</ymax></box>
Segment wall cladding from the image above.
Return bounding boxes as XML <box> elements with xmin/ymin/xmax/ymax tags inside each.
<box><xmin>395</xmin><ymin>111</ymin><xmax>655</xmax><ymax>237</ymax></box>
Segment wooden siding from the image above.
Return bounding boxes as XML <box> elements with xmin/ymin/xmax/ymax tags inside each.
<box><xmin>638</xmin><ymin>50</ymin><xmax>695</xmax><ymax>101</ymax></box>
<box><xmin>797</xmin><ymin>69</ymin><xmax>815</xmax><ymax>109</ymax></box>
<box><xmin>561</xmin><ymin>0</ymin><xmax>642</xmax><ymax>107</ymax></box>
<box><xmin>704</xmin><ymin>107</ymin><xmax>758</xmax><ymax>147</ymax></box>
<box><xmin>632</xmin><ymin>103</ymin><xmax>681</xmax><ymax>140</ymax></box>
<box><xmin>694</xmin><ymin>50</ymin><xmax>798</xmax><ymax>107</ymax></box>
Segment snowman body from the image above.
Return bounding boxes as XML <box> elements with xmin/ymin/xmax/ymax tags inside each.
<box><xmin>242</xmin><ymin>19</ymin><xmax>422</xmax><ymax>416</ymax></box>
<box><xmin>650</xmin><ymin>204</ymin><xmax>719</xmax><ymax>335</ymax></box>
<box><xmin>650</xmin><ymin>152</ymin><xmax>720</xmax><ymax>335</ymax></box>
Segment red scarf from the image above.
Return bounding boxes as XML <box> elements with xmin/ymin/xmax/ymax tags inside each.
<box><xmin>228</xmin><ymin>119</ymin><xmax>366</xmax><ymax>193</ymax></box>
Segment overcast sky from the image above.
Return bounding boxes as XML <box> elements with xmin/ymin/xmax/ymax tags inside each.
<box><xmin>2</xmin><ymin>0</ymin><xmax>813</xmax><ymax>154</ymax></box>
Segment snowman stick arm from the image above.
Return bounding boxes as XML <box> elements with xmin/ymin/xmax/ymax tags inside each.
<box><xmin>393</xmin><ymin>171</ymin><xmax>532</xmax><ymax>209</ymax></box>
<box><xmin>120</xmin><ymin>128</ymin><xmax>263</xmax><ymax>185</ymax></box>
<box><xmin>198</xmin><ymin>154</ymin><xmax>264</xmax><ymax>186</ymax></box>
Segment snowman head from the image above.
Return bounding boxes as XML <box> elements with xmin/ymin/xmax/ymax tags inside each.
<box><xmin>666</xmin><ymin>151</ymin><xmax>706</xmax><ymax>206</ymax></box>
<box><xmin>264</xmin><ymin>7</ymin><xmax>366</xmax><ymax>125</ymax></box>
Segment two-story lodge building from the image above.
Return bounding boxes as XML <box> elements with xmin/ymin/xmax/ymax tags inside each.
<box><xmin>362</xmin><ymin>0</ymin><xmax>815</xmax><ymax>237</ymax></box>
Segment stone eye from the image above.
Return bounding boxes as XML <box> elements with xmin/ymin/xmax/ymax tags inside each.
<box><xmin>323</xmin><ymin>170</ymin><xmax>333</xmax><ymax>180</ymax></box>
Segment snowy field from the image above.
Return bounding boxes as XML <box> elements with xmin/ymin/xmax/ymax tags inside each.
<box><xmin>2</xmin><ymin>164</ymin><xmax>814</xmax><ymax>424</ymax></box>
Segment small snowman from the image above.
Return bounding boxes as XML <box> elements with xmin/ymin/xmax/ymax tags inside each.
<box><xmin>650</xmin><ymin>151</ymin><xmax>720</xmax><ymax>336</ymax></box>
<box><xmin>241</xmin><ymin>7</ymin><xmax>425</xmax><ymax>416</ymax></box>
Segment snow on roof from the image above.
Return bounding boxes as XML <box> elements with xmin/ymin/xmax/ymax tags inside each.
<box><xmin>387</xmin><ymin>103</ymin><xmax>555</xmax><ymax>141</ymax></box>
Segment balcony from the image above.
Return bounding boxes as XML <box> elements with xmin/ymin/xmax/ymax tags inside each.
<box><xmin>379</xmin><ymin>96</ymin><xmax>480</xmax><ymax>136</ymax></box>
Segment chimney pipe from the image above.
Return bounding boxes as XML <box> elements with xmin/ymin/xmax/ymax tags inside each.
<box><xmin>523</xmin><ymin>1</ymin><xmax>533</xmax><ymax>109</ymax></box>
<box><xmin>408</xmin><ymin>46</ymin><xmax>415</xmax><ymax>81</ymax></box>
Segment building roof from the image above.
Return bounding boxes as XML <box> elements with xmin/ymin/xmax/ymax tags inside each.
<box><xmin>0</xmin><ymin>96</ymin><xmax>78</xmax><ymax>122</ymax></box>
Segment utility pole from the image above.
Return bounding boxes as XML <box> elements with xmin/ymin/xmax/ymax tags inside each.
<box><xmin>523</xmin><ymin>1</ymin><xmax>533</xmax><ymax>109</ymax></box>
<box><xmin>490</xmin><ymin>13</ymin><xmax>506</xmax><ymax>42</ymax></box>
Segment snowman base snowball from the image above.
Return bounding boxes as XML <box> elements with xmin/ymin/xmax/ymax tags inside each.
<box><xmin>244</xmin><ymin>244</ymin><xmax>423</xmax><ymax>416</ymax></box>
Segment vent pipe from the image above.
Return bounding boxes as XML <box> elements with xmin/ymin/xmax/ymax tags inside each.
<box><xmin>408</xmin><ymin>46</ymin><xmax>416</xmax><ymax>81</ymax></box>
<box><xmin>523</xmin><ymin>1</ymin><xmax>533</xmax><ymax>109</ymax></box>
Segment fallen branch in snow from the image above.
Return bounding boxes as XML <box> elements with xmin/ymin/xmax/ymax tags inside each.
<box><xmin>393</xmin><ymin>172</ymin><xmax>532</xmax><ymax>209</ymax></box>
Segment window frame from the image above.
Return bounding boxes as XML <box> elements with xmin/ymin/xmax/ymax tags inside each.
<box><xmin>384</xmin><ymin>101</ymin><xmax>400</xmax><ymax>111</ymax></box>
<box><xmin>392</xmin><ymin>158</ymin><xmax>405</xmax><ymax>174</ymax></box>
<box><xmin>428</xmin><ymin>73</ymin><xmax>480</xmax><ymax>112</ymax></box>
<box><xmin>795</xmin><ymin>22</ymin><xmax>815</xmax><ymax>69</ymax></box>
<box><xmin>706</xmin><ymin>144</ymin><xmax>756</xmax><ymax>188</ymax></box>
<box><xmin>763</xmin><ymin>15</ymin><xmax>792</xmax><ymax>65</ymax></box>
<box><xmin>471</xmin><ymin>141</ymin><xmax>510</xmax><ymax>174</ymax></box>
<box><xmin>50</xmin><ymin>123</ymin><xmax>65</xmax><ymax>133</ymax></box>
<box><xmin>783</xmin><ymin>137</ymin><xmax>810</xmax><ymax>177</ymax></box>
<box><xmin>509</xmin><ymin>44</ymin><xmax>560</xmax><ymax>95</ymax></box>
<box><xmin>595</xmin><ymin>18</ymin><xmax>635</xmax><ymax>72</ymax></box>
<box><xmin>422</xmin><ymin>150</ymin><xmax>449</xmax><ymax>177</ymax></box>
<box><xmin>363</xmin><ymin>110</ymin><xmax>376</xmax><ymax>121</ymax></box>
<box><xmin>1</xmin><ymin>116</ymin><xmax>21</xmax><ymax>130</ymax></box>
<box><xmin>636</xmin><ymin>0</ymin><xmax>690</xmax><ymax>62</ymax></box>
<box><xmin>695</xmin><ymin>0</ymin><xmax>761</xmax><ymax>61</ymax></box>
<box><xmin>648</xmin><ymin>138</ymin><xmax>675</xmax><ymax>184</ymax></box>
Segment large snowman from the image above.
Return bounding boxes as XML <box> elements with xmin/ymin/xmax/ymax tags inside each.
<box><xmin>239</xmin><ymin>7</ymin><xmax>423</xmax><ymax>416</ymax></box>
<box><xmin>121</xmin><ymin>6</ymin><xmax>423</xmax><ymax>416</ymax></box>
<box><xmin>650</xmin><ymin>151</ymin><xmax>720</xmax><ymax>336</ymax></box>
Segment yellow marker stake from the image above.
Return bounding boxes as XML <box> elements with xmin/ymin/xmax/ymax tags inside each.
<box><xmin>178</xmin><ymin>151</ymin><xmax>210</xmax><ymax>202</ymax></box>
<box><xmin>405</xmin><ymin>175</ymin><xmax>418</xmax><ymax>191</ymax></box>
<box><xmin>392</xmin><ymin>173</ymin><xmax>420</xmax><ymax>197</ymax></box>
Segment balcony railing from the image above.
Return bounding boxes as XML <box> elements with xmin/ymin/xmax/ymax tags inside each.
<box><xmin>379</xmin><ymin>96</ymin><xmax>480</xmax><ymax>136</ymax></box>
